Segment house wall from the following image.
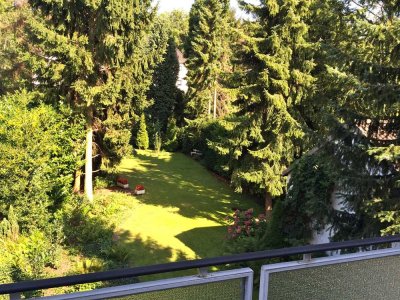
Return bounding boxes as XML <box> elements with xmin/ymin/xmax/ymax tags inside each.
<box><xmin>176</xmin><ymin>63</ymin><xmax>188</xmax><ymax>93</ymax></box>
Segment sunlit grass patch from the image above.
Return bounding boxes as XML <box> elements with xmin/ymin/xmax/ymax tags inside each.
<box><xmin>110</xmin><ymin>150</ymin><xmax>262</xmax><ymax>271</ymax></box>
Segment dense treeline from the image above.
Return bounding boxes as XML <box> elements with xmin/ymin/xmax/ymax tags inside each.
<box><xmin>183</xmin><ymin>0</ymin><xmax>399</xmax><ymax>247</ymax></box>
<box><xmin>0</xmin><ymin>0</ymin><xmax>399</xmax><ymax>289</ymax></box>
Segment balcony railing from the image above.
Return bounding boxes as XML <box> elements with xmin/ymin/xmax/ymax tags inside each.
<box><xmin>1</xmin><ymin>235</ymin><xmax>400</xmax><ymax>299</ymax></box>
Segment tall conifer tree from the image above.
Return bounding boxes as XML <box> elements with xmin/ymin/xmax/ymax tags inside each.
<box><xmin>27</xmin><ymin>0</ymin><xmax>163</xmax><ymax>201</ymax></box>
<box><xmin>281</xmin><ymin>0</ymin><xmax>400</xmax><ymax>241</ymax></box>
<box><xmin>147</xmin><ymin>38</ymin><xmax>181</xmax><ymax>132</ymax></box>
<box><xmin>230</xmin><ymin>0</ymin><xmax>316</xmax><ymax>212</ymax></box>
<box><xmin>312</xmin><ymin>0</ymin><xmax>400</xmax><ymax>239</ymax></box>
<box><xmin>185</xmin><ymin>0</ymin><xmax>232</xmax><ymax>119</ymax></box>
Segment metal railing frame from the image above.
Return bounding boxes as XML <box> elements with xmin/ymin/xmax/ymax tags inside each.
<box><xmin>1</xmin><ymin>235</ymin><xmax>400</xmax><ymax>296</ymax></box>
<box><xmin>259</xmin><ymin>247</ymin><xmax>400</xmax><ymax>299</ymax></box>
<box><xmin>38</xmin><ymin>268</ymin><xmax>254</xmax><ymax>300</ymax></box>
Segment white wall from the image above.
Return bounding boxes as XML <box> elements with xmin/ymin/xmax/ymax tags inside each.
<box><xmin>176</xmin><ymin>63</ymin><xmax>188</xmax><ymax>93</ymax></box>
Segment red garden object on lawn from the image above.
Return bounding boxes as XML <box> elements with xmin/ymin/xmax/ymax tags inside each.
<box><xmin>135</xmin><ymin>184</ymin><xmax>145</xmax><ymax>195</ymax></box>
<box><xmin>116</xmin><ymin>177</ymin><xmax>129</xmax><ymax>189</ymax></box>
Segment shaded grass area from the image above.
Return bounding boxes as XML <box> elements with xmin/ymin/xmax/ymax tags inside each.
<box><xmin>111</xmin><ymin>150</ymin><xmax>262</xmax><ymax>280</ymax></box>
<box><xmin>118</xmin><ymin>151</ymin><xmax>258</xmax><ymax>223</ymax></box>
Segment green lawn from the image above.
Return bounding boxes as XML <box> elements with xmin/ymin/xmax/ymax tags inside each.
<box><xmin>112</xmin><ymin>150</ymin><xmax>262</xmax><ymax>272</ymax></box>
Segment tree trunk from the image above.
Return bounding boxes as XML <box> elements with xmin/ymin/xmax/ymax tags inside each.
<box><xmin>208</xmin><ymin>99</ymin><xmax>211</xmax><ymax>117</ymax></box>
<box><xmin>213</xmin><ymin>84</ymin><xmax>217</xmax><ymax>119</ymax></box>
<box><xmin>265</xmin><ymin>191</ymin><xmax>273</xmax><ymax>216</ymax></box>
<box><xmin>73</xmin><ymin>169</ymin><xmax>81</xmax><ymax>193</ymax></box>
<box><xmin>85</xmin><ymin>106</ymin><xmax>94</xmax><ymax>202</ymax></box>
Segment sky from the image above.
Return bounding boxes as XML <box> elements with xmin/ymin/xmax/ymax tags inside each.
<box><xmin>156</xmin><ymin>0</ymin><xmax>251</xmax><ymax>18</ymax></box>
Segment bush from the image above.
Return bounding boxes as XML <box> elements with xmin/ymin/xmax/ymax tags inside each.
<box><xmin>60</xmin><ymin>194</ymin><xmax>132</xmax><ymax>268</ymax></box>
<box><xmin>283</xmin><ymin>154</ymin><xmax>336</xmax><ymax>245</ymax></box>
<box><xmin>224</xmin><ymin>203</ymin><xmax>288</xmax><ymax>285</ymax></box>
<box><xmin>181</xmin><ymin>118</ymin><xmax>232</xmax><ymax>177</ymax></box>
<box><xmin>136</xmin><ymin>114</ymin><xmax>149</xmax><ymax>150</ymax></box>
<box><xmin>0</xmin><ymin>246</ymin><xmax>13</xmax><ymax>284</ymax></box>
<box><xmin>94</xmin><ymin>172</ymin><xmax>117</xmax><ymax>189</ymax></box>
<box><xmin>0</xmin><ymin>91</ymin><xmax>85</xmax><ymax>232</ymax></box>
<box><xmin>163</xmin><ymin>118</ymin><xmax>180</xmax><ymax>152</ymax></box>
<box><xmin>225</xmin><ymin>209</ymin><xmax>267</xmax><ymax>254</ymax></box>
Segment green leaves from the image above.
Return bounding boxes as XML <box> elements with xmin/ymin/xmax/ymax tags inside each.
<box><xmin>0</xmin><ymin>91</ymin><xmax>84</xmax><ymax>231</ymax></box>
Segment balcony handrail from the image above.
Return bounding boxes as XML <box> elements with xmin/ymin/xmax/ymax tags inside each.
<box><xmin>1</xmin><ymin>234</ymin><xmax>400</xmax><ymax>295</ymax></box>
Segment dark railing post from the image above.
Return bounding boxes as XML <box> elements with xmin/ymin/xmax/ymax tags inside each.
<box><xmin>9</xmin><ymin>293</ymin><xmax>21</xmax><ymax>300</ymax></box>
<box><xmin>302</xmin><ymin>253</ymin><xmax>312</xmax><ymax>262</ymax></box>
<box><xmin>198</xmin><ymin>267</ymin><xmax>208</xmax><ymax>278</ymax></box>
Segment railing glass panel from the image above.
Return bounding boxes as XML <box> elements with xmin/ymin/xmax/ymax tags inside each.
<box><xmin>35</xmin><ymin>268</ymin><xmax>253</xmax><ymax>300</ymax></box>
<box><xmin>110</xmin><ymin>279</ymin><xmax>243</xmax><ymax>300</ymax></box>
<box><xmin>260</xmin><ymin>248</ymin><xmax>400</xmax><ymax>300</ymax></box>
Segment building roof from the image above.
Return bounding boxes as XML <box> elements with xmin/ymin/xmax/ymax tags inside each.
<box><xmin>356</xmin><ymin>120</ymin><xmax>399</xmax><ymax>142</ymax></box>
<box><xmin>282</xmin><ymin>120</ymin><xmax>399</xmax><ymax>177</ymax></box>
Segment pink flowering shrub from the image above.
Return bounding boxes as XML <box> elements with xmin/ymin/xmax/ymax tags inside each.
<box><xmin>226</xmin><ymin>209</ymin><xmax>266</xmax><ymax>240</ymax></box>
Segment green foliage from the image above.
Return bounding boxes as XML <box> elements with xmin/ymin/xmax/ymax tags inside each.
<box><xmin>186</xmin><ymin>0</ymin><xmax>233</xmax><ymax>119</ymax></box>
<box><xmin>225</xmin><ymin>202</ymin><xmax>287</xmax><ymax>255</ymax></box>
<box><xmin>260</xmin><ymin>201</ymin><xmax>288</xmax><ymax>250</ymax></box>
<box><xmin>282</xmin><ymin>154</ymin><xmax>336</xmax><ymax>245</ymax></box>
<box><xmin>230</xmin><ymin>0</ymin><xmax>317</xmax><ymax>201</ymax></box>
<box><xmin>0</xmin><ymin>246</ymin><xmax>13</xmax><ymax>285</ymax></box>
<box><xmin>0</xmin><ymin>216</ymin><xmax>63</xmax><ymax>294</ymax></box>
<box><xmin>0</xmin><ymin>0</ymin><xmax>399</xmax><ymax>288</ymax></box>
<box><xmin>163</xmin><ymin>118</ymin><xmax>181</xmax><ymax>152</ymax></box>
<box><xmin>0</xmin><ymin>0</ymin><xmax>33</xmax><ymax>94</ymax></box>
<box><xmin>136</xmin><ymin>114</ymin><xmax>150</xmax><ymax>150</ymax></box>
<box><xmin>147</xmin><ymin>38</ymin><xmax>182</xmax><ymax>132</ymax></box>
<box><xmin>0</xmin><ymin>206</ymin><xmax>19</xmax><ymax>242</ymax></box>
<box><xmin>0</xmin><ymin>91</ymin><xmax>84</xmax><ymax>231</ymax></box>
<box><xmin>226</xmin><ymin>209</ymin><xmax>267</xmax><ymax>242</ymax></box>
<box><xmin>94</xmin><ymin>173</ymin><xmax>115</xmax><ymax>189</ymax></box>
<box><xmin>306</xmin><ymin>0</ymin><xmax>400</xmax><ymax>240</ymax></box>
<box><xmin>157</xmin><ymin>10</ymin><xmax>189</xmax><ymax>50</ymax></box>
<box><xmin>61</xmin><ymin>193</ymin><xmax>129</xmax><ymax>263</ymax></box>
<box><xmin>224</xmin><ymin>203</ymin><xmax>287</xmax><ymax>284</ymax></box>
<box><xmin>27</xmin><ymin>0</ymin><xmax>167</xmax><ymax>200</ymax></box>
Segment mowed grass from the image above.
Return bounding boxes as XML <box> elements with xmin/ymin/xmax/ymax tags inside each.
<box><xmin>112</xmin><ymin>150</ymin><xmax>262</xmax><ymax>275</ymax></box>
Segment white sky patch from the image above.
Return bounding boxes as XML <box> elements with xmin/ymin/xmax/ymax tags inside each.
<box><xmin>156</xmin><ymin>0</ymin><xmax>259</xmax><ymax>19</ymax></box>
<box><xmin>156</xmin><ymin>0</ymin><xmax>195</xmax><ymax>13</ymax></box>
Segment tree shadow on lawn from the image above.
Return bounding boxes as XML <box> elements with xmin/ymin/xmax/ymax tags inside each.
<box><xmin>175</xmin><ymin>226</ymin><xmax>227</xmax><ymax>259</ymax></box>
<box><xmin>118</xmin><ymin>152</ymin><xmax>261</xmax><ymax>224</ymax></box>
<box><xmin>112</xmin><ymin>230</ymin><xmax>197</xmax><ymax>282</ymax></box>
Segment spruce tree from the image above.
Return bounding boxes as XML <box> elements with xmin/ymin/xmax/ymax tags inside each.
<box><xmin>230</xmin><ymin>0</ymin><xmax>316</xmax><ymax>212</ymax></box>
<box><xmin>136</xmin><ymin>114</ymin><xmax>149</xmax><ymax>150</ymax></box>
<box><xmin>0</xmin><ymin>0</ymin><xmax>33</xmax><ymax>94</ymax></box>
<box><xmin>27</xmin><ymin>0</ymin><xmax>163</xmax><ymax>201</ymax></box>
<box><xmin>157</xmin><ymin>10</ymin><xmax>189</xmax><ymax>50</ymax></box>
<box><xmin>185</xmin><ymin>0</ymin><xmax>232</xmax><ymax>119</ymax></box>
<box><xmin>282</xmin><ymin>0</ymin><xmax>400</xmax><ymax>241</ymax></box>
<box><xmin>313</xmin><ymin>0</ymin><xmax>400</xmax><ymax>239</ymax></box>
<box><xmin>147</xmin><ymin>38</ymin><xmax>181</xmax><ymax>132</ymax></box>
